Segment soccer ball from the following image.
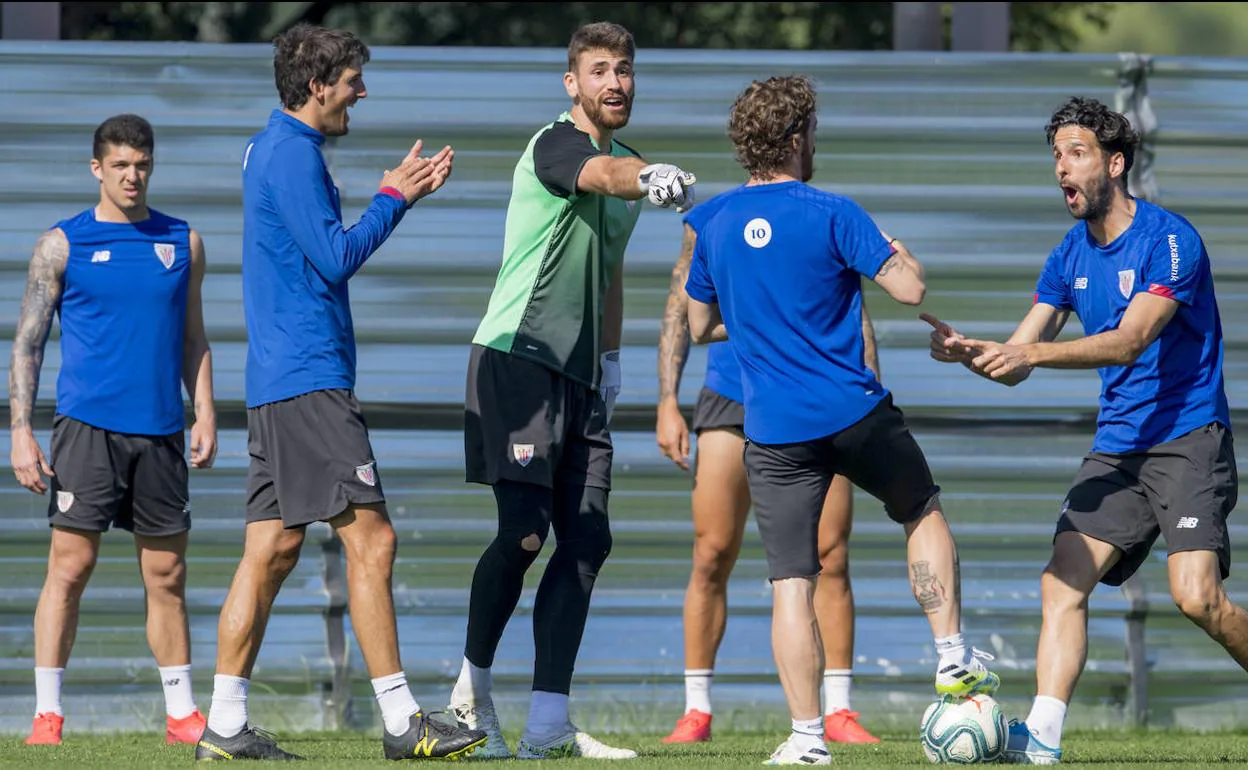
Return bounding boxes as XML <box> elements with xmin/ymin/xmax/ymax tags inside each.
<box><xmin>919</xmin><ymin>693</ymin><xmax>1008</xmax><ymax>764</ymax></box>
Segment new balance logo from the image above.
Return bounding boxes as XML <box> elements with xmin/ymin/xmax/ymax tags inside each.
<box><xmin>1176</xmin><ymin>517</ymin><xmax>1199</xmax><ymax>529</ymax></box>
<box><xmin>163</xmin><ymin>678</ymin><xmax>180</xmax><ymax>687</ymax></box>
<box><xmin>91</xmin><ymin>250</ymin><xmax>111</xmax><ymax>263</ymax></box>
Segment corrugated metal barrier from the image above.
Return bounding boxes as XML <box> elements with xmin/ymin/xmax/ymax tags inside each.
<box><xmin>0</xmin><ymin>42</ymin><xmax>1244</xmax><ymax>735</ymax></box>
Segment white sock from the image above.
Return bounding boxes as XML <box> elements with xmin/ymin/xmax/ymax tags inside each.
<box><xmin>684</xmin><ymin>669</ymin><xmax>712</xmax><ymax>715</ymax></box>
<box><xmin>822</xmin><ymin>669</ymin><xmax>851</xmax><ymax>714</ymax></box>
<box><xmin>372</xmin><ymin>672</ymin><xmax>421</xmax><ymax>737</ymax></box>
<box><xmin>159</xmin><ymin>664</ymin><xmax>197</xmax><ymax>719</ymax></box>
<box><xmin>450</xmin><ymin>657</ymin><xmax>493</xmax><ymax>706</ymax></box>
<box><xmin>1025</xmin><ymin>695</ymin><xmax>1068</xmax><ymax>748</ymax></box>
<box><xmin>207</xmin><ymin>674</ymin><xmax>249</xmax><ymax>738</ymax></box>
<box><xmin>791</xmin><ymin>717</ymin><xmax>825</xmax><ymax>748</ymax></box>
<box><xmin>935</xmin><ymin>632</ymin><xmax>969</xmax><ymax>665</ymax></box>
<box><xmin>524</xmin><ymin>690</ymin><xmax>570</xmax><ymax>740</ymax></box>
<box><xmin>34</xmin><ymin>667</ymin><xmax>64</xmax><ymax>716</ymax></box>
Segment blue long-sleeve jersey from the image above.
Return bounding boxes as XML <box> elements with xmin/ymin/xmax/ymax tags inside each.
<box><xmin>241</xmin><ymin>110</ymin><xmax>407</xmax><ymax>408</ymax></box>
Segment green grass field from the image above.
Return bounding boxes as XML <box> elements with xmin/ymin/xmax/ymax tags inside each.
<box><xmin>4</xmin><ymin>729</ymin><xmax>1248</xmax><ymax>768</ymax></box>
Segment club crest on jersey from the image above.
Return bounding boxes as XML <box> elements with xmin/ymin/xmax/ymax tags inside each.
<box><xmin>1118</xmin><ymin>269</ymin><xmax>1135</xmax><ymax>299</ymax></box>
<box><xmin>513</xmin><ymin>443</ymin><xmax>535</xmax><ymax>467</ymax></box>
<box><xmin>57</xmin><ymin>491</ymin><xmax>74</xmax><ymax>513</ymax></box>
<box><xmin>355</xmin><ymin>462</ymin><xmax>376</xmax><ymax>487</ymax></box>
<box><xmin>155</xmin><ymin>243</ymin><xmax>176</xmax><ymax>269</ymax></box>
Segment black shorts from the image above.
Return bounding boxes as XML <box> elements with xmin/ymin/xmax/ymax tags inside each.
<box><xmin>47</xmin><ymin>414</ymin><xmax>189</xmax><ymax>537</ymax></box>
<box><xmin>1056</xmin><ymin>421</ymin><xmax>1237</xmax><ymax>586</ymax></box>
<box><xmin>744</xmin><ymin>394</ymin><xmax>940</xmax><ymax>580</ymax></box>
<box><xmin>246</xmin><ymin>389</ymin><xmax>385</xmax><ymax>529</ymax></box>
<box><xmin>464</xmin><ymin>345</ymin><xmax>612</xmax><ymax>490</ymax></box>
<box><xmin>691</xmin><ymin>387</ymin><xmax>745</xmax><ymax>435</ymax></box>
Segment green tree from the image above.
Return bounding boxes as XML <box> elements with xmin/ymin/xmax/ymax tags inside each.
<box><xmin>58</xmin><ymin>2</ymin><xmax>1113</xmax><ymax>52</ymax></box>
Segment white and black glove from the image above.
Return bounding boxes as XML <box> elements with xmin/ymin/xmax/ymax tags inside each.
<box><xmin>599</xmin><ymin>350</ymin><xmax>622</xmax><ymax>423</ymax></box>
<box><xmin>638</xmin><ymin>163</ymin><xmax>697</xmax><ymax>213</ymax></box>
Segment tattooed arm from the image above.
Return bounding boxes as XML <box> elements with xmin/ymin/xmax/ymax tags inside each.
<box><xmin>10</xmin><ymin>229</ymin><xmax>68</xmax><ymax>494</ymax></box>
<box><xmin>655</xmin><ymin>224</ymin><xmax>696</xmax><ymax>470</ymax></box>
<box><xmin>871</xmin><ymin>236</ymin><xmax>926</xmax><ymax>306</ymax></box>
<box><xmin>183</xmin><ymin>230</ymin><xmax>218</xmax><ymax>469</ymax></box>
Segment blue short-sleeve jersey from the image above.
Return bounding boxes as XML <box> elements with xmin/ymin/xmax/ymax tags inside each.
<box><xmin>1034</xmin><ymin>199</ymin><xmax>1230</xmax><ymax>452</ymax></box>
<box><xmin>685</xmin><ymin>181</ymin><xmax>892</xmax><ymax>444</ymax></box>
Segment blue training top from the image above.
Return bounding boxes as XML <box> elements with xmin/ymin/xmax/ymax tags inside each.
<box><xmin>685</xmin><ymin>181</ymin><xmax>891</xmax><ymax>444</ymax></box>
<box><xmin>241</xmin><ymin>110</ymin><xmax>409</xmax><ymax>408</ymax></box>
<box><xmin>1035</xmin><ymin>199</ymin><xmax>1231</xmax><ymax>453</ymax></box>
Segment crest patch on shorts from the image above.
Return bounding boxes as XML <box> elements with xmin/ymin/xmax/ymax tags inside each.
<box><xmin>513</xmin><ymin>443</ymin><xmax>535</xmax><ymax>467</ymax></box>
<box><xmin>355</xmin><ymin>462</ymin><xmax>376</xmax><ymax>487</ymax></box>
<box><xmin>57</xmin><ymin>491</ymin><xmax>74</xmax><ymax>513</ymax></box>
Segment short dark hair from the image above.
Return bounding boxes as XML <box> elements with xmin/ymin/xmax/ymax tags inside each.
<box><xmin>93</xmin><ymin>114</ymin><xmax>154</xmax><ymax>160</ymax></box>
<box><xmin>1045</xmin><ymin>97</ymin><xmax>1139</xmax><ymax>179</ymax></box>
<box><xmin>273</xmin><ymin>23</ymin><xmax>370</xmax><ymax>110</ymax></box>
<box><xmin>567</xmin><ymin>22</ymin><xmax>635</xmax><ymax>72</ymax></box>
<box><xmin>728</xmin><ymin>75</ymin><xmax>817</xmax><ymax>179</ymax></box>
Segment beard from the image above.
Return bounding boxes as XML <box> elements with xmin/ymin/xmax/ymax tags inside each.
<box><xmin>799</xmin><ymin>145</ymin><xmax>815</xmax><ymax>182</ymax></box>
<box><xmin>1068</xmin><ymin>172</ymin><xmax>1112</xmax><ymax>221</ymax></box>
<box><xmin>581</xmin><ymin>90</ymin><xmax>633</xmax><ymax>131</ymax></box>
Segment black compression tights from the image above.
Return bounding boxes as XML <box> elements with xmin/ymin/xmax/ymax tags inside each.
<box><xmin>463</xmin><ymin>479</ymin><xmax>612</xmax><ymax>695</ymax></box>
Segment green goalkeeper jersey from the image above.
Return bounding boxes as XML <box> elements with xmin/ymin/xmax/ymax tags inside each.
<box><xmin>472</xmin><ymin>112</ymin><xmax>643</xmax><ymax>388</ymax></box>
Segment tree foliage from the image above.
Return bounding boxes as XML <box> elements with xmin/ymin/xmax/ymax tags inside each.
<box><xmin>58</xmin><ymin>2</ymin><xmax>1112</xmax><ymax>52</ymax></box>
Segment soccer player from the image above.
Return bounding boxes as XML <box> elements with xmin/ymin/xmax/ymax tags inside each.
<box><xmin>450</xmin><ymin>21</ymin><xmax>697</xmax><ymax>761</ymax></box>
<box><xmin>925</xmin><ymin>96</ymin><xmax>1247</xmax><ymax>765</ymax></box>
<box><xmin>683</xmin><ymin>75</ymin><xmax>999</xmax><ymax>766</ymax></box>
<box><xmin>9</xmin><ymin>114</ymin><xmax>217</xmax><ymax>746</ymax></box>
<box><xmin>656</xmin><ymin>226</ymin><xmax>882</xmax><ymax>745</ymax></box>
<box><xmin>194</xmin><ymin>24</ymin><xmax>485</xmax><ymax>761</ymax></box>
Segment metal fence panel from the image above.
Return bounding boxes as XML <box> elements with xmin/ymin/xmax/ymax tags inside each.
<box><xmin>0</xmin><ymin>42</ymin><xmax>1243</xmax><ymax>734</ymax></box>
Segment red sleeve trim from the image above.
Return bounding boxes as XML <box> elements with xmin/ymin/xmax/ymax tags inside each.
<box><xmin>1148</xmin><ymin>283</ymin><xmax>1176</xmax><ymax>299</ymax></box>
<box><xmin>378</xmin><ymin>186</ymin><xmax>404</xmax><ymax>201</ymax></box>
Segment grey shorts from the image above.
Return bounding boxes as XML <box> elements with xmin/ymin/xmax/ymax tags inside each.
<box><xmin>691</xmin><ymin>386</ymin><xmax>745</xmax><ymax>436</ymax></box>
<box><xmin>464</xmin><ymin>345</ymin><xmax>612</xmax><ymax>490</ymax></box>
<box><xmin>1056</xmin><ymin>421</ymin><xmax>1237</xmax><ymax>586</ymax></box>
<box><xmin>744</xmin><ymin>394</ymin><xmax>940</xmax><ymax>580</ymax></box>
<box><xmin>246</xmin><ymin>389</ymin><xmax>385</xmax><ymax>529</ymax></box>
<box><xmin>47</xmin><ymin>414</ymin><xmax>189</xmax><ymax>537</ymax></box>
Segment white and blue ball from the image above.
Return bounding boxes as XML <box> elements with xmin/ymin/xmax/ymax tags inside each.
<box><xmin>919</xmin><ymin>693</ymin><xmax>1008</xmax><ymax>764</ymax></box>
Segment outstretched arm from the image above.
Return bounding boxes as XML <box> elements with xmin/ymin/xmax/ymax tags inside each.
<box><xmin>10</xmin><ymin>228</ymin><xmax>68</xmax><ymax>493</ymax></box>
<box><xmin>921</xmin><ymin>302</ymin><xmax>1070</xmax><ymax>387</ymax></box>
<box><xmin>967</xmin><ymin>293</ymin><xmax>1174</xmax><ymax>381</ymax></box>
<box><xmin>577</xmin><ymin>155</ymin><xmax>649</xmax><ymax>199</ymax></box>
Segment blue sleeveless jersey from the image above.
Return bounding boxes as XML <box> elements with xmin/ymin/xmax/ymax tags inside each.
<box><xmin>55</xmin><ymin>208</ymin><xmax>191</xmax><ymax>435</ymax></box>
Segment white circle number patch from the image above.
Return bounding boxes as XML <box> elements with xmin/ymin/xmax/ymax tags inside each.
<box><xmin>744</xmin><ymin>218</ymin><xmax>772</xmax><ymax>249</ymax></box>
